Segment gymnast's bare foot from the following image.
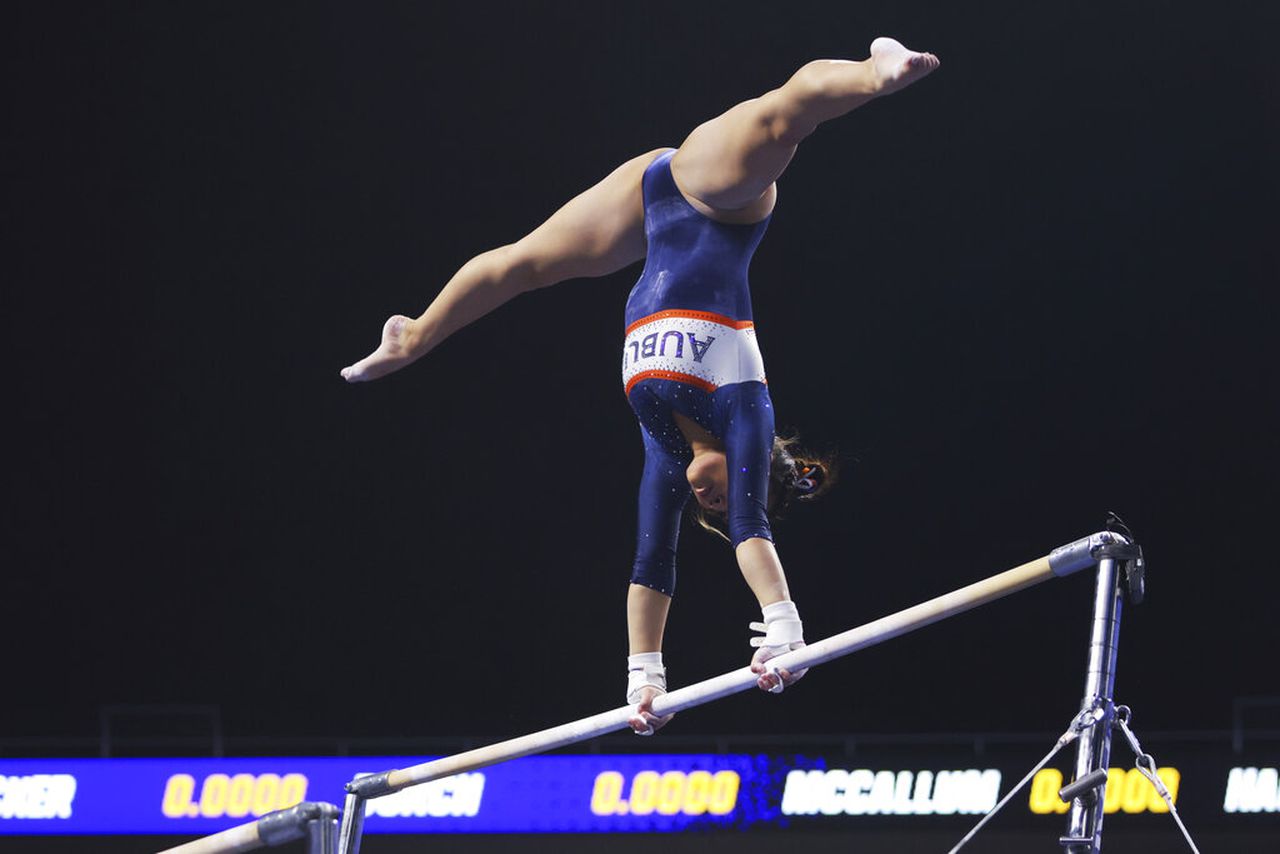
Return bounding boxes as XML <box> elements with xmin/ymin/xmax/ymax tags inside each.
<box><xmin>869</xmin><ymin>37</ymin><xmax>940</xmax><ymax>96</ymax></box>
<box><xmin>340</xmin><ymin>315</ymin><xmax>421</xmax><ymax>382</ymax></box>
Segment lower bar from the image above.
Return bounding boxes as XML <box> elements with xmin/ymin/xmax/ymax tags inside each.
<box><xmin>158</xmin><ymin>802</ymin><xmax>341</xmax><ymax>854</ymax></box>
<box><xmin>158</xmin><ymin>823</ymin><xmax>261</xmax><ymax>854</ymax></box>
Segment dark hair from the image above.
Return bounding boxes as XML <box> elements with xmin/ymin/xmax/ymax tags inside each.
<box><xmin>691</xmin><ymin>433</ymin><xmax>839</xmax><ymax>542</ymax></box>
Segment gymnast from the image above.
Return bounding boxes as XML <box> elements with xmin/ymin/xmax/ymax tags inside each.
<box><xmin>341</xmin><ymin>38</ymin><xmax>939</xmax><ymax>734</ymax></box>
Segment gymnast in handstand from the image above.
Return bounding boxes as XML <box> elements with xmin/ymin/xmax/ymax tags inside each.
<box><xmin>341</xmin><ymin>38</ymin><xmax>939</xmax><ymax>734</ymax></box>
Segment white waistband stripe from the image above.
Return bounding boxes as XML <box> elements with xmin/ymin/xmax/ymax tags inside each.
<box><xmin>622</xmin><ymin>311</ymin><xmax>766</xmax><ymax>394</ymax></box>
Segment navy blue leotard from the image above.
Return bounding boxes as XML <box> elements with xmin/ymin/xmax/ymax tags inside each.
<box><xmin>623</xmin><ymin>149</ymin><xmax>775</xmax><ymax>596</ymax></box>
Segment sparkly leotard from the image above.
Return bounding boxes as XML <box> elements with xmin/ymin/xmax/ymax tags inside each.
<box><xmin>624</xmin><ymin>149</ymin><xmax>774</xmax><ymax>596</ymax></box>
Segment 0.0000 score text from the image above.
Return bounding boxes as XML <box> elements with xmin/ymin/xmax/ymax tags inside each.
<box><xmin>590</xmin><ymin>770</ymin><xmax>739</xmax><ymax>817</ymax></box>
<box><xmin>161</xmin><ymin>773</ymin><xmax>308</xmax><ymax>820</ymax></box>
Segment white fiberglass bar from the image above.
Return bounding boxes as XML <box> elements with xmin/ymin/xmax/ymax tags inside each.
<box><xmin>349</xmin><ymin>531</ymin><xmax>1121</xmax><ymax>800</ymax></box>
<box><xmin>159</xmin><ymin>822</ymin><xmax>262</xmax><ymax>854</ymax></box>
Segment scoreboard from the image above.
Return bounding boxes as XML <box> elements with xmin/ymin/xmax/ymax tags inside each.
<box><xmin>1</xmin><ymin>746</ymin><xmax>1276</xmax><ymax>836</ymax></box>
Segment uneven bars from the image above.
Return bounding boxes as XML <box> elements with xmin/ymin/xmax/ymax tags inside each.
<box><xmin>348</xmin><ymin>530</ymin><xmax>1123</xmax><ymax>800</ymax></box>
<box><xmin>157</xmin><ymin>801</ymin><xmax>340</xmax><ymax>854</ymax></box>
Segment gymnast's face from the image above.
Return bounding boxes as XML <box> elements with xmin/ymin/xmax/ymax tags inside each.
<box><xmin>687</xmin><ymin>451</ymin><xmax>728</xmax><ymax>511</ymax></box>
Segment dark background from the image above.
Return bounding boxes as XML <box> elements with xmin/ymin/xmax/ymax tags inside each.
<box><xmin>4</xmin><ymin>0</ymin><xmax>1277</xmax><ymax>752</ymax></box>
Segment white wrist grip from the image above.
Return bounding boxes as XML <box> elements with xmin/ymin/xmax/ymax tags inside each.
<box><xmin>749</xmin><ymin>617</ymin><xmax>804</xmax><ymax>650</ymax></box>
<box><xmin>626</xmin><ymin>663</ymin><xmax>667</xmax><ymax>705</ymax></box>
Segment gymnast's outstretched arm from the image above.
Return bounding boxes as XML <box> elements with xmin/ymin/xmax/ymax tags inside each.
<box><xmin>340</xmin><ymin>148</ymin><xmax>665</xmax><ymax>382</ymax></box>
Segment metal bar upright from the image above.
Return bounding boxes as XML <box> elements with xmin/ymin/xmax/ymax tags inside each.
<box><xmin>1060</xmin><ymin>555</ymin><xmax>1125</xmax><ymax>853</ymax></box>
<box><xmin>306</xmin><ymin>811</ymin><xmax>338</xmax><ymax>854</ymax></box>
<box><xmin>336</xmin><ymin>792</ymin><xmax>366</xmax><ymax>854</ymax></box>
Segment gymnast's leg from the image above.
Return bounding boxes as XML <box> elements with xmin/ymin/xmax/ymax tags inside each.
<box><xmin>671</xmin><ymin>37</ymin><xmax>939</xmax><ymax>213</ymax></box>
<box><xmin>340</xmin><ymin>149</ymin><xmax>662</xmax><ymax>382</ymax></box>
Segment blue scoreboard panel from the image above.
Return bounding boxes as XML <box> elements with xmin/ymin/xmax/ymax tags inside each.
<box><xmin>1</xmin><ymin>750</ymin><xmax>1275</xmax><ymax>836</ymax></box>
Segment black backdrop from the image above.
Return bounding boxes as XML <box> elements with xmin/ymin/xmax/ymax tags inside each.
<box><xmin>4</xmin><ymin>1</ymin><xmax>1277</xmax><ymax>746</ymax></box>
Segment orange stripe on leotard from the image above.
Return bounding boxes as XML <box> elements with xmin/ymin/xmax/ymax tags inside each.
<box><xmin>624</xmin><ymin>309</ymin><xmax>754</xmax><ymax>337</ymax></box>
<box><xmin>624</xmin><ymin>369</ymin><xmax>718</xmax><ymax>396</ymax></box>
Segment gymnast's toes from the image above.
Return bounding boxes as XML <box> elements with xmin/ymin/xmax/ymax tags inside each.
<box><xmin>340</xmin><ymin>315</ymin><xmax>419</xmax><ymax>383</ymax></box>
<box><xmin>869</xmin><ymin>37</ymin><xmax>940</xmax><ymax>94</ymax></box>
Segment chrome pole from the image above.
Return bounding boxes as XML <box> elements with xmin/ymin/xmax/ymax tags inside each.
<box><xmin>335</xmin><ymin>792</ymin><xmax>365</xmax><ymax>854</ymax></box>
<box><xmin>1060</xmin><ymin>555</ymin><xmax>1124</xmax><ymax>853</ymax></box>
<box><xmin>305</xmin><ymin>808</ymin><xmax>338</xmax><ymax>854</ymax></box>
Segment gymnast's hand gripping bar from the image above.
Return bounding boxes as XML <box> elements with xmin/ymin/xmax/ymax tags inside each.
<box><xmin>345</xmin><ymin>530</ymin><xmax>1127</xmax><ymax>801</ymax></box>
